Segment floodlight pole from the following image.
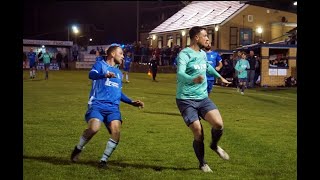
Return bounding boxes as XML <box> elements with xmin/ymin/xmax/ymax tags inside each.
<box><xmin>136</xmin><ymin>1</ymin><xmax>139</xmax><ymax>43</ymax></box>
<box><xmin>68</xmin><ymin>26</ymin><xmax>70</xmax><ymax>41</ymax></box>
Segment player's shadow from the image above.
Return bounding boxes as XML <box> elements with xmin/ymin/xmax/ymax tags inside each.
<box><xmin>23</xmin><ymin>155</ymin><xmax>195</xmax><ymax>171</ymax></box>
<box><xmin>143</xmin><ymin>110</ymin><xmax>181</xmax><ymax>117</ymax></box>
<box><xmin>107</xmin><ymin>160</ymin><xmax>195</xmax><ymax>171</ymax></box>
<box><xmin>23</xmin><ymin>78</ymin><xmax>44</xmax><ymax>82</ymax></box>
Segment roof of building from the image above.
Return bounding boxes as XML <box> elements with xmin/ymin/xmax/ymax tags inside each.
<box><xmin>236</xmin><ymin>43</ymin><xmax>297</xmax><ymax>50</ymax></box>
<box><xmin>149</xmin><ymin>1</ymin><xmax>247</xmax><ymax>34</ymax></box>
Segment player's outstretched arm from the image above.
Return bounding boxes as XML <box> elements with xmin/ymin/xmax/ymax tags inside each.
<box><xmin>120</xmin><ymin>93</ymin><xmax>144</xmax><ymax>108</ymax></box>
<box><xmin>219</xmin><ymin>76</ymin><xmax>231</xmax><ymax>84</ymax></box>
<box><xmin>207</xmin><ymin>63</ymin><xmax>231</xmax><ymax>84</ymax></box>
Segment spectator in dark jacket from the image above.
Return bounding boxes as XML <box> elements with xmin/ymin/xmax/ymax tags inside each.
<box><xmin>150</xmin><ymin>54</ymin><xmax>158</xmax><ymax>81</ymax></box>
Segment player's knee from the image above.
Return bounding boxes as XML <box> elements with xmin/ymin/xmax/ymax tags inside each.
<box><xmin>193</xmin><ymin>129</ymin><xmax>204</xmax><ymax>141</ymax></box>
<box><xmin>87</xmin><ymin>127</ymin><xmax>100</xmax><ymax>135</ymax></box>
<box><xmin>194</xmin><ymin>134</ymin><xmax>204</xmax><ymax>142</ymax></box>
<box><xmin>111</xmin><ymin>129</ymin><xmax>120</xmax><ymax>136</ymax></box>
<box><xmin>213</xmin><ymin>123</ymin><xmax>223</xmax><ymax>130</ymax></box>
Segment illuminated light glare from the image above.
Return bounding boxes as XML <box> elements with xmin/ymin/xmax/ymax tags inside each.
<box><xmin>181</xmin><ymin>30</ymin><xmax>186</xmax><ymax>36</ymax></box>
<box><xmin>215</xmin><ymin>26</ymin><xmax>219</xmax><ymax>32</ymax></box>
<box><xmin>256</xmin><ymin>27</ymin><xmax>263</xmax><ymax>34</ymax></box>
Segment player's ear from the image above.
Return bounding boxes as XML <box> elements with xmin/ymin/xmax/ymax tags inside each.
<box><xmin>111</xmin><ymin>51</ymin><xmax>116</xmax><ymax>57</ymax></box>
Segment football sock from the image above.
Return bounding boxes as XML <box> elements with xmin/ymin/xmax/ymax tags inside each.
<box><xmin>76</xmin><ymin>136</ymin><xmax>89</xmax><ymax>150</ymax></box>
<box><xmin>193</xmin><ymin>140</ymin><xmax>206</xmax><ymax>166</ymax></box>
<box><xmin>32</xmin><ymin>70</ymin><xmax>36</xmax><ymax>77</ymax></box>
<box><xmin>45</xmin><ymin>71</ymin><xmax>48</xmax><ymax>79</ymax></box>
<box><xmin>126</xmin><ymin>74</ymin><xmax>128</xmax><ymax>81</ymax></box>
<box><xmin>100</xmin><ymin>138</ymin><xmax>118</xmax><ymax>162</ymax></box>
<box><xmin>211</xmin><ymin>128</ymin><xmax>223</xmax><ymax>149</ymax></box>
<box><xmin>241</xmin><ymin>84</ymin><xmax>245</xmax><ymax>92</ymax></box>
<box><xmin>29</xmin><ymin>71</ymin><xmax>32</xmax><ymax>77</ymax></box>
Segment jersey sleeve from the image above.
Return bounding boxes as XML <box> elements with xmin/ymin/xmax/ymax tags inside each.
<box><xmin>176</xmin><ymin>52</ymin><xmax>195</xmax><ymax>83</ymax></box>
<box><xmin>89</xmin><ymin>62</ymin><xmax>105</xmax><ymax>80</ymax></box>
<box><xmin>120</xmin><ymin>92</ymin><xmax>133</xmax><ymax>105</ymax></box>
<box><xmin>217</xmin><ymin>53</ymin><xmax>222</xmax><ymax>62</ymax></box>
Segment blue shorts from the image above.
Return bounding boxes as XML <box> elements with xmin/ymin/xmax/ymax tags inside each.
<box><xmin>207</xmin><ymin>79</ymin><xmax>215</xmax><ymax>93</ymax></box>
<box><xmin>123</xmin><ymin>67</ymin><xmax>130</xmax><ymax>72</ymax></box>
<box><xmin>29</xmin><ymin>62</ymin><xmax>36</xmax><ymax>68</ymax></box>
<box><xmin>176</xmin><ymin>98</ymin><xmax>217</xmax><ymax>126</ymax></box>
<box><xmin>85</xmin><ymin>104</ymin><xmax>122</xmax><ymax>127</ymax></box>
<box><xmin>238</xmin><ymin>78</ymin><xmax>247</xmax><ymax>83</ymax></box>
<box><xmin>44</xmin><ymin>63</ymin><xmax>50</xmax><ymax>69</ymax></box>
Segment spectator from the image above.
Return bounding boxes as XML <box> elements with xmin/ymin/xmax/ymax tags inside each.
<box><xmin>150</xmin><ymin>54</ymin><xmax>158</xmax><ymax>81</ymax></box>
<box><xmin>246</xmin><ymin>50</ymin><xmax>257</xmax><ymax>88</ymax></box>
<box><xmin>285</xmin><ymin>76</ymin><xmax>297</xmax><ymax>87</ymax></box>
<box><xmin>56</xmin><ymin>52</ymin><xmax>63</xmax><ymax>69</ymax></box>
<box><xmin>63</xmin><ymin>54</ymin><xmax>69</xmax><ymax>69</ymax></box>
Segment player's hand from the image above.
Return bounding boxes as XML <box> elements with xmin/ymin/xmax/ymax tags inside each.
<box><xmin>193</xmin><ymin>75</ymin><xmax>204</xmax><ymax>84</ymax></box>
<box><xmin>220</xmin><ymin>77</ymin><xmax>231</xmax><ymax>84</ymax></box>
<box><xmin>215</xmin><ymin>67</ymin><xmax>221</xmax><ymax>71</ymax></box>
<box><xmin>105</xmin><ymin>72</ymin><xmax>116</xmax><ymax>78</ymax></box>
<box><xmin>132</xmin><ymin>100</ymin><xmax>144</xmax><ymax>109</ymax></box>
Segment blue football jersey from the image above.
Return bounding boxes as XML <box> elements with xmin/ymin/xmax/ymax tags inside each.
<box><xmin>27</xmin><ymin>52</ymin><xmax>37</xmax><ymax>64</ymax></box>
<box><xmin>88</xmin><ymin>60</ymin><xmax>124</xmax><ymax>107</ymax></box>
<box><xmin>95</xmin><ymin>56</ymin><xmax>104</xmax><ymax>61</ymax></box>
<box><xmin>206</xmin><ymin>51</ymin><xmax>222</xmax><ymax>80</ymax></box>
<box><xmin>123</xmin><ymin>56</ymin><xmax>132</xmax><ymax>69</ymax></box>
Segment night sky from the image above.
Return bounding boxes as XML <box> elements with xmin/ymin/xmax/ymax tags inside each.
<box><xmin>23</xmin><ymin>1</ymin><xmax>296</xmax><ymax>45</ymax></box>
<box><xmin>23</xmin><ymin>1</ymin><xmax>140</xmax><ymax>44</ymax></box>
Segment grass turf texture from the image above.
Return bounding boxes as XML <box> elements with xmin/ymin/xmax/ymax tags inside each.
<box><xmin>23</xmin><ymin>70</ymin><xmax>297</xmax><ymax>179</ymax></box>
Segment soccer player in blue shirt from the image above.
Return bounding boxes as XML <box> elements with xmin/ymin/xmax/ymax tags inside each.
<box><xmin>122</xmin><ymin>51</ymin><xmax>132</xmax><ymax>83</ymax></box>
<box><xmin>203</xmin><ymin>44</ymin><xmax>223</xmax><ymax>95</ymax></box>
<box><xmin>27</xmin><ymin>48</ymin><xmax>37</xmax><ymax>79</ymax></box>
<box><xmin>71</xmin><ymin>45</ymin><xmax>144</xmax><ymax>168</ymax></box>
<box><xmin>176</xmin><ymin>26</ymin><xmax>231</xmax><ymax>173</ymax></box>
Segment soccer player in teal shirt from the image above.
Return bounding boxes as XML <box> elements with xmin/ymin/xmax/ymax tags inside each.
<box><xmin>176</xmin><ymin>26</ymin><xmax>231</xmax><ymax>173</ymax></box>
<box><xmin>38</xmin><ymin>49</ymin><xmax>52</xmax><ymax>80</ymax></box>
<box><xmin>235</xmin><ymin>52</ymin><xmax>250</xmax><ymax>95</ymax></box>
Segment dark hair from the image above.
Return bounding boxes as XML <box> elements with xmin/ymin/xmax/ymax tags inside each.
<box><xmin>106</xmin><ymin>45</ymin><xmax>120</xmax><ymax>56</ymax></box>
<box><xmin>241</xmin><ymin>52</ymin><xmax>247</xmax><ymax>56</ymax></box>
<box><xmin>189</xmin><ymin>26</ymin><xmax>206</xmax><ymax>39</ymax></box>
